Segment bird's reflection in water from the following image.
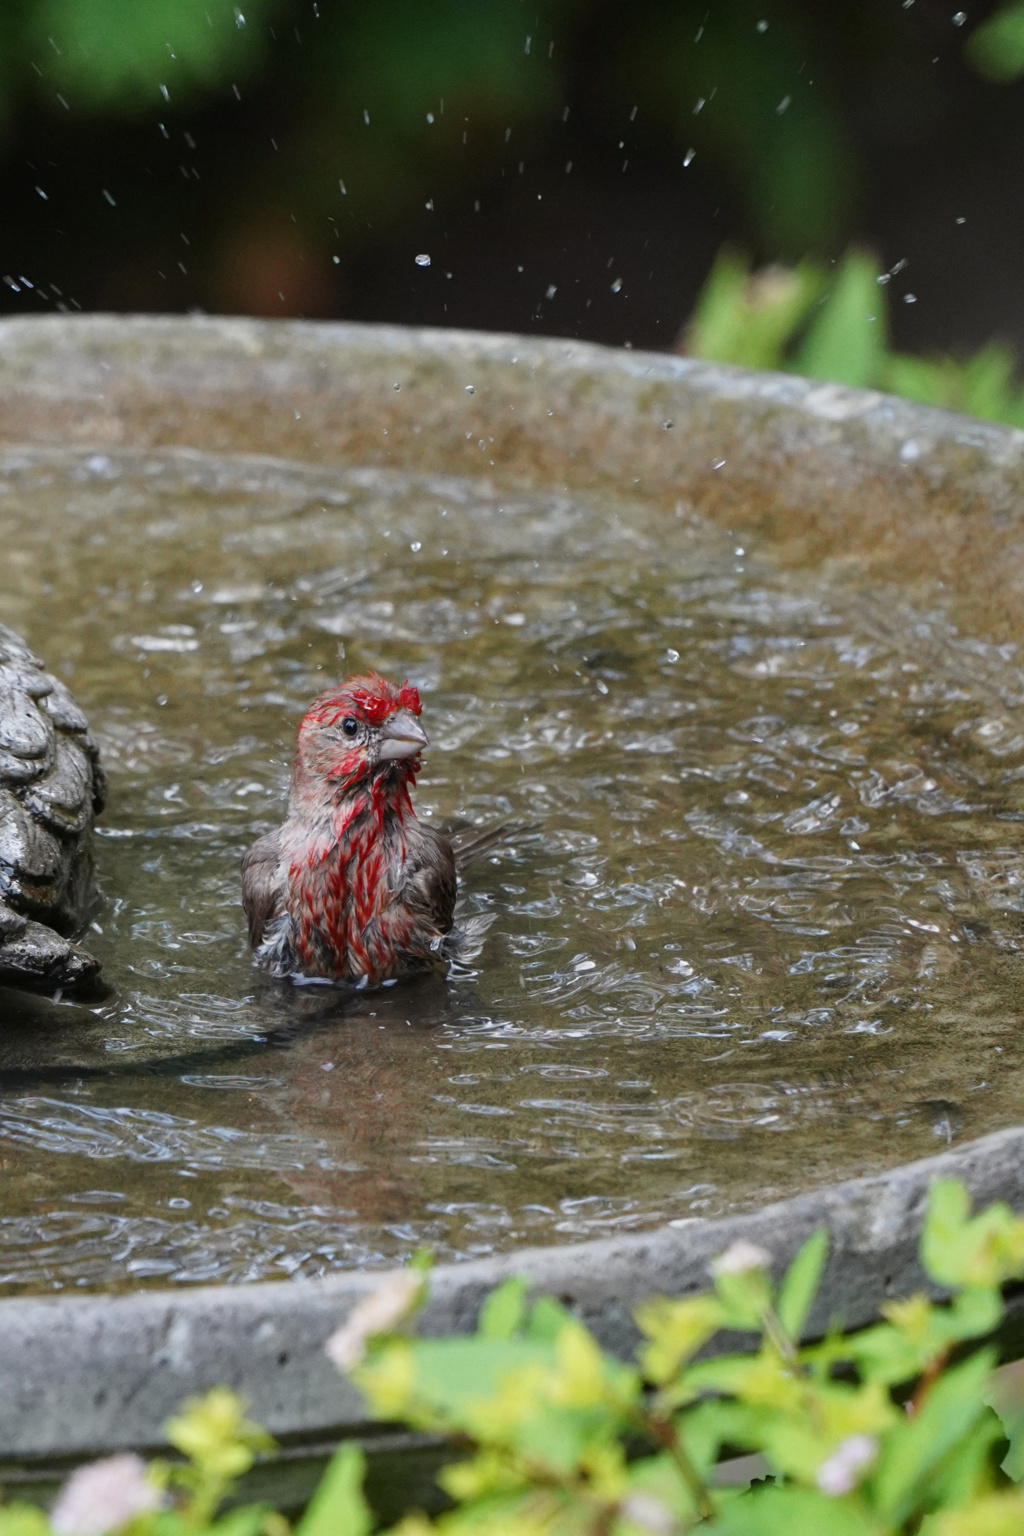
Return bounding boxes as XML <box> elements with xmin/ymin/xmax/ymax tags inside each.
<box><xmin>249</xmin><ymin>973</ymin><xmax>468</xmax><ymax>1233</ymax></box>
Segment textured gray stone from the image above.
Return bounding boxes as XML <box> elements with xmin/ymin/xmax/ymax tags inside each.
<box><xmin>22</xmin><ymin>737</ymin><xmax>95</xmax><ymax>838</ymax></box>
<box><xmin>0</xmin><ymin>625</ymin><xmax>104</xmax><ymax>993</ymax></box>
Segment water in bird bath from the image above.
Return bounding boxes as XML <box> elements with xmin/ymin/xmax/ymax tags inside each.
<box><xmin>0</xmin><ymin>444</ymin><xmax>1022</xmax><ymax>1290</ymax></box>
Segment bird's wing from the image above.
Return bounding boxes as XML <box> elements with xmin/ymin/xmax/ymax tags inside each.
<box><xmin>449</xmin><ymin>819</ymin><xmax>539</xmax><ymax>874</ymax></box>
<box><xmin>241</xmin><ymin>828</ymin><xmax>285</xmax><ymax>948</ymax></box>
<box><xmin>395</xmin><ymin>821</ymin><xmax>458</xmax><ymax>934</ymax></box>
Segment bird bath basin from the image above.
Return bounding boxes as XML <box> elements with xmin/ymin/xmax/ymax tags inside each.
<box><xmin>3</xmin><ymin>316</ymin><xmax>1024</xmax><ymax>1499</ymax></box>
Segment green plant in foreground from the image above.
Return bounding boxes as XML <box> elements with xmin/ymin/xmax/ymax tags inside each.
<box><xmin>8</xmin><ymin>1179</ymin><xmax>1024</xmax><ymax>1536</ymax></box>
<box><xmin>683</xmin><ymin>246</ymin><xmax>1024</xmax><ymax>430</ymax></box>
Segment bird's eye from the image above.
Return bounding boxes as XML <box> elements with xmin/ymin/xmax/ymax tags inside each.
<box><xmin>341</xmin><ymin>716</ymin><xmax>360</xmax><ymax>738</ymax></box>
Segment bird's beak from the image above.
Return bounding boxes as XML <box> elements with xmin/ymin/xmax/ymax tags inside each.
<box><xmin>378</xmin><ymin>708</ymin><xmax>429</xmax><ymax>761</ymax></box>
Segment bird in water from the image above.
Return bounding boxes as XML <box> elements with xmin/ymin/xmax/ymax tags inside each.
<box><xmin>241</xmin><ymin>671</ymin><xmax>526</xmax><ymax>987</ymax></box>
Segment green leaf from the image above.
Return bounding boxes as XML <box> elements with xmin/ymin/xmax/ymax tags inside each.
<box><xmin>0</xmin><ymin>1507</ymin><xmax>52</xmax><ymax>1536</ymax></box>
<box><xmin>525</xmin><ymin>1294</ymin><xmax>574</xmax><ymax>1343</ymax></box>
<box><xmin>792</xmin><ymin>249</ymin><xmax>885</xmax><ymax>388</ymax></box>
<box><xmin>712</xmin><ymin>1483</ymin><xmax>876</xmax><ymax>1536</ymax></box>
<box><xmin>872</xmin><ymin>1348</ymin><xmax>998</xmax><ymax>1525</ymax></box>
<box><xmin>635</xmin><ymin>1294</ymin><xmax>724</xmax><ymax>1384</ymax></box>
<box><xmin>967</xmin><ymin>3</ymin><xmax>1024</xmax><ymax>81</ymax></box>
<box><xmin>923</xmin><ymin>1408</ymin><xmax>1007</xmax><ymax>1513</ymax></box>
<box><xmin>209</xmin><ymin>1505</ymin><xmax>277</xmax><ymax>1536</ymax></box>
<box><xmin>295</xmin><ymin>1442</ymin><xmax>371</xmax><ymax>1536</ymax></box>
<box><xmin>777</xmin><ymin>1230</ymin><xmax>828</xmax><ymax>1343</ymax></box>
<box><xmin>684</xmin><ymin>248</ymin><xmax>824</xmax><ymax>372</ymax></box>
<box><xmin>478</xmin><ymin>1277</ymin><xmax>529</xmax><ymax>1340</ymax></box>
<box><xmin>922</xmin><ymin>1179</ymin><xmax>975</xmax><ymax>1287</ymax></box>
<box><xmin>926</xmin><ymin>1488</ymin><xmax>1024</xmax><ymax>1534</ymax></box>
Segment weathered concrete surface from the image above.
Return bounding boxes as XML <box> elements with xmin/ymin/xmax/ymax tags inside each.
<box><xmin>1</xmin><ymin>1124</ymin><xmax>1023</xmax><ymax>1467</ymax></box>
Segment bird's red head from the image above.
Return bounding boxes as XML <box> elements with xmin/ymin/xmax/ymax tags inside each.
<box><xmin>292</xmin><ymin>671</ymin><xmax>427</xmax><ymax>804</ymax></box>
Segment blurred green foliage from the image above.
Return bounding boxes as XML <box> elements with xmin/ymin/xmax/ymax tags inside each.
<box><xmin>23</xmin><ymin>0</ymin><xmax>277</xmax><ymax>110</ymax></box>
<box><xmin>0</xmin><ymin>0</ymin><xmax>1007</xmax><ymax>268</ymax></box>
<box><xmin>684</xmin><ymin>246</ymin><xmax>1024</xmax><ymax>428</ymax></box>
<box><xmin>968</xmin><ymin>2</ymin><xmax>1024</xmax><ymax>81</ymax></box>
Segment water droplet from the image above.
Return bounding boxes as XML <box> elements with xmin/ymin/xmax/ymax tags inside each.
<box><xmin>410</xmin><ymin>541</ymin><xmax>422</xmax><ymax>552</ymax></box>
<box><xmin>465</xmin><ymin>383</ymin><xmax>475</xmax><ymax>393</ymax></box>
<box><xmin>234</xmin><ymin>6</ymin><xmax>245</xmax><ymax>25</ymax></box>
<box><xmin>415</xmin><ymin>252</ymin><xmax>431</xmax><ymax>267</ymax></box>
<box><xmin>332</xmin><ymin>255</ymin><xmax>340</xmax><ymax>264</ymax></box>
<box><xmin>756</xmin><ymin>18</ymin><xmax>768</xmax><ymax>30</ymax></box>
<box><xmin>734</xmin><ymin>547</ymin><xmax>745</xmax><ymax>556</ymax></box>
<box><xmin>952</xmin><ymin>10</ymin><xmax>967</xmax><ymax>23</ymax></box>
<box><xmin>683</xmin><ymin>147</ymin><xmax>696</xmax><ymax>166</ymax></box>
<box><xmin>363</xmin><ymin>108</ymin><xmax>370</xmax><ymax>125</ymax></box>
<box><xmin>662</xmin><ymin>419</ymin><xmax>674</xmax><ymax>429</ymax></box>
<box><xmin>596</xmin><ymin>678</ymin><xmax>609</xmax><ymax>694</ymax></box>
<box><xmin>426</xmin><ymin>111</ymin><xmax>434</xmax><ymax>123</ymax></box>
<box><xmin>546</xmin><ymin>283</ymin><xmax>557</xmax><ymax>299</ymax></box>
<box><xmin>776</xmin><ymin>95</ymin><xmax>791</xmax><ymax>114</ymax></box>
<box><xmin>338</xmin><ymin>179</ymin><xmax>347</xmax><ymax>195</ymax></box>
<box><xmin>392</xmin><ymin>381</ymin><xmax>401</xmax><ymax>390</ymax></box>
<box><xmin>101</xmin><ymin>188</ymin><xmax>116</xmax><ymax>206</ymax></box>
<box><xmin>666</xmin><ymin>649</ymin><xmax>680</xmax><ymax>663</ymax></box>
<box><xmin>904</xmin><ymin>293</ymin><xmax>917</xmax><ymax>304</ymax></box>
<box><xmin>610</xmin><ymin>277</ymin><xmax>623</xmax><ymax>292</ymax></box>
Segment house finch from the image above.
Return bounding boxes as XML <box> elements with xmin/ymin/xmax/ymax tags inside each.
<box><xmin>242</xmin><ymin>671</ymin><xmax>521</xmax><ymax>987</ymax></box>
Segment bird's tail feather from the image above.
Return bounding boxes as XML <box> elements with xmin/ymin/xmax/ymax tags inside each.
<box><xmin>443</xmin><ymin>910</ymin><xmax>496</xmax><ymax>966</ymax></box>
<box><xmin>450</xmin><ymin>819</ymin><xmax>540</xmax><ymax>873</ymax></box>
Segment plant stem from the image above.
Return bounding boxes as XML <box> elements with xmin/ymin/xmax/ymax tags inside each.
<box><xmin>638</xmin><ymin>1408</ymin><xmax>715</xmax><ymax>1523</ymax></box>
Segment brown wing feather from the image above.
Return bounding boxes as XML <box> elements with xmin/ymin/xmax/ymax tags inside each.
<box><xmin>449</xmin><ymin>819</ymin><xmax>539</xmax><ymax>874</ymax></box>
<box><xmin>399</xmin><ymin>822</ymin><xmax>458</xmax><ymax>934</ymax></box>
<box><xmin>241</xmin><ymin>828</ymin><xmax>284</xmax><ymax>949</ymax></box>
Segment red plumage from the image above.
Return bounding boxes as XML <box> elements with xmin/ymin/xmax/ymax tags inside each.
<box><xmin>241</xmin><ymin>671</ymin><xmax>516</xmax><ymax>987</ymax></box>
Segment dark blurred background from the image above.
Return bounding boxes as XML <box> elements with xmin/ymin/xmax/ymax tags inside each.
<box><xmin>0</xmin><ymin>0</ymin><xmax>1021</xmax><ymax>358</ymax></box>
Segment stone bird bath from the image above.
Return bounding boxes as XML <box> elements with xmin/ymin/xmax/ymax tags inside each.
<box><xmin>0</xmin><ymin>317</ymin><xmax>1022</xmax><ymax>1510</ymax></box>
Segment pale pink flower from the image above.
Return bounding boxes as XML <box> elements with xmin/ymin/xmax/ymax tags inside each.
<box><xmin>50</xmin><ymin>1453</ymin><xmax>162</xmax><ymax>1536</ymax></box>
<box><xmin>816</xmin><ymin>1434</ymin><xmax>878</xmax><ymax>1496</ymax></box>
<box><xmin>325</xmin><ymin>1271</ymin><xmax>423</xmax><ymax>1371</ymax></box>
<box><xmin>712</xmin><ymin>1239</ymin><xmax>772</xmax><ymax>1277</ymax></box>
<box><xmin>619</xmin><ymin>1490</ymin><xmax>677</xmax><ymax>1534</ymax></box>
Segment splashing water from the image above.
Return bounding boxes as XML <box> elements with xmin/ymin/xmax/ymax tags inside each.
<box><xmin>0</xmin><ymin>446</ymin><xmax>1022</xmax><ymax>1290</ymax></box>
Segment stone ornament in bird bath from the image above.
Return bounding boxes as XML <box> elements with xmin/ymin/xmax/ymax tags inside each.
<box><xmin>0</xmin><ymin>623</ymin><xmax>105</xmax><ymax>994</ymax></box>
<box><xmin>0</xmin><ymin>317</ymin><xmax>1023</xmax><ymax>1505</ymax></box>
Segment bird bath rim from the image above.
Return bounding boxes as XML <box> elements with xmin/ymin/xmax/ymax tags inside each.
<box><xmin>0</xmin><ymin>314</ymin><xmax>1023</xmax><ymax>1493</ymax></box>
